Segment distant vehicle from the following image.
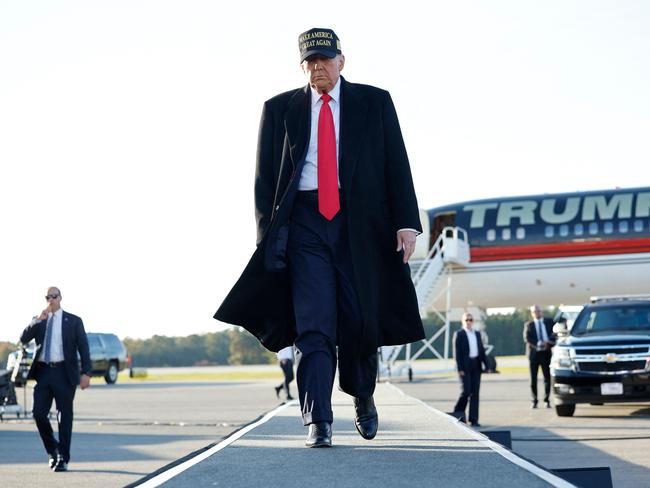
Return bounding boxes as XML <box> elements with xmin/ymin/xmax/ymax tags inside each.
<box><xmin>551</xmin><ymin>295</ymin><xmax>650</xmax><ymax>417</ymax></box>
<box><xmin>87</xmin><ymin>332</ymin><xmax>128</xmax><ymax>384</ymax></box>
<box><xmin>8</xmin><ymin>332</ymin><xmax>128</xmax><ymax>385</ymax></box>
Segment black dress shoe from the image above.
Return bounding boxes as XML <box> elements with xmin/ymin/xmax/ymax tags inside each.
<box><xmin>305</xmin><ymin>422</ymin><xmax>332</xmax><ymax>448</ymax></box>
<box><xmin>53</xmin><ymin>456</ymin><xmax>68</xmax><ymax>472</ymax></box>
<box><xmin>286</xmin><ymin>394</ymin><xmax>294</xmax><ymax>400</ymax></box>
<box><xmin>531</xmin><ymin>400</ymin><xmax>538</xmax><ymax>409</ymax></box>
<box><xmin>354</xmin><ymin>396</ymin><xmax>378</xmax><ymax>440</ymax></box>
<box><xmin>545</xmin><ymin>401</ymin><xmax>551</xmax><ymax>409</ymax></box>
<box><xmin>274</xmin><ymin>386</ymin><xmax>282</xmax><ymax>398</ymax></box>
<box><xmin>470</xmin><ymin>422</ymin><xmax>481</xmax><ymax>427</ymax></box>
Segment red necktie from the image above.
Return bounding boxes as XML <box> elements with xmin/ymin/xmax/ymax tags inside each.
<box><xmin>318</xmin><ymin>93</ymin><xmax>339</xmax><ymax>220</ymax></box>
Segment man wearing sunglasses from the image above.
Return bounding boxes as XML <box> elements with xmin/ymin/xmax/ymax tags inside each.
<box><xmin>19</xmin><ymin>287</ymin><xmax>91</xmax><ymax>472</ymax></box>
<box><xmin>452</xmin><ymin>313</ymin><xmax>491</xmax><ymax>427</ymax></box>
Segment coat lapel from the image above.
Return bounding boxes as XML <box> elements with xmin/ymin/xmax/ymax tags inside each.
<box><xmin>339</xmin><ymin>77</ymin><xmax>368</xmax><ymax>199</ymax></box>
<box><xmin>284</xmin><ymin>86</ymin><xmax>310</xmax><ymax>167</ymax></box>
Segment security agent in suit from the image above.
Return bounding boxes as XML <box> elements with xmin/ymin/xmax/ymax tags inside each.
<box><xmin>453</xmin><ymin>313</ymin><xmax>490</xmax><ymax>427</ymax></box>
<box><xmin>215</xmin><ymin>28</ymin><xmax>424</xmax><ymax>448</ymax></box>
<box><xmin>20</xmin><ymin>287</ymin><xmax>92</xmax><ymax>472</ymax></box>
<box><xmin>274</xmin><ymin>346</ymin><xmax>295</xmax><ymax>400</ymax></box>
<box><xmin>524</xmin><ymin>305</ymin><xmax>556</xmax><ymax>408</ymax></box>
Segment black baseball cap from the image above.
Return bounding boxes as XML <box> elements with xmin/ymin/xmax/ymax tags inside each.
<box><xmin>298</xmin><ymin>28</ymin><xmax>342</xmax><ymax>63</ymax></box>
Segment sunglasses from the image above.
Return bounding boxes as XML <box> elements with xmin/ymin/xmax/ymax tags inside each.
<box><xmin>465</xmin><ymin>318</ymin><xmax>474</xmax><ymax>322</ymax></box>
<box><xmin>45</xmin><ymin>294</ymin><xmax>60</xmax><ymax>300</ymax></box>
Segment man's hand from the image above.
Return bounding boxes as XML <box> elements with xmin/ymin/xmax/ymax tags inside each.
<box><xmin>396</xmin><ymin>230</ymin><xmax>418</xmax><ymax>263</ymax></box>
<box><xmin>37</xmin><ymin>308</ymin><xmax>50</xmax><ymax>321</ymax></box>
<box><xmin>458</xmin><ymin>370</ymin><xmax>465</xmax><ymax>377</ymax></box>
<box><xmin>80</xmin><ymin>374</ymin><xmax>91</xmax><ymax>390</ymax></box>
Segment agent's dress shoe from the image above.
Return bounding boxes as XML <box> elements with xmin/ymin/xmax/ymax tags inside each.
<box><xmin>354</xmin><ymin>396</ymin><xmax>378</xmax><ymax>440</ymax></box>
<box><xmin>274</xmin><ymin>385</ymin><xmax>282</xmax><ymax>398</ymax></box>
<box><xmin>531</xmin><ymin>400</ymin><xmax>538</xmax><ymax>409</ymax></box>
<box><xmin>545</xmin><ymin>401</ymin><xmax>551</xmax><ymax>409</ymax></box>
<box><xmin>305</xmin><ymin>422</ymin><xmax>332</xmax><ymax>448</ymax></box>
<box><xmin>53</xmin><ymin>456</ymin><xmax>68</xmax><ymax>472</ymax></box>
<box><xmin>470</xmin><ymin>422</ymin><xmax>481</xmax><ymax>427</ymax></box>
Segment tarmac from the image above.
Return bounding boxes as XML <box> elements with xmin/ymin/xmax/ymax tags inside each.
<box><xmin>135</xmin><ymin>382</ymin><xmax>573</xmax><ymax>488</ymax></box>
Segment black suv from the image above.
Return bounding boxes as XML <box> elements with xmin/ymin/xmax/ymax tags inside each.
<box><xmin>86</xmin><ymin>332</ymin><xmax>128</xmax><ymax>384</ymax></box>
<box><xmin>551</xmin><ymin>296</ymin><xmax>650</xmax><ymax>417</ymax></box>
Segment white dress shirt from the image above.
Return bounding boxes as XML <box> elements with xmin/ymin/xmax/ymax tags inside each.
<box><xmin>464</xmin><ymin>327</ymin><xmax>479</xmax><ymax>359</ymax></box>
<box><xmin>277</xmin><ymin>346</ymin><xmax>294</xmax><ymax>361</ymax></box>
<box><xmin>298</xmin><ymin>77</ymin><xmax>341</xmax><ymax>191</ymax></box>
<box><xmin>40</xmin><ymin>308</ymin><xmax>64</xmax><ymax>363</ymax></box>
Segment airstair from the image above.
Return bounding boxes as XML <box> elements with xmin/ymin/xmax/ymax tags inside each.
<box><xmin>379</xmin><ymin>227</ymin><xmax>470</xmax><ymax>379</ymax></box>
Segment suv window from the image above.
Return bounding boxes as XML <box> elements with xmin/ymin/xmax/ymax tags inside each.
<box><xmin>88</xmin><ymin>335</ymin><xmax>103</xmax><ymax>349</ymax></box>
<box><xmin>572</xmin><ymin>304</ymin><xmax>650</xmax><ymax>335</ymax></box>
<box><xmin>104</xmin><ymin>335</ymin><xmax>123</xmax><ymax>350</ymax></box>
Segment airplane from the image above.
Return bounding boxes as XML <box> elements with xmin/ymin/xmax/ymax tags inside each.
<box><xmin>413</xmin><ymin>185</ymin><xmax>650</xmax><ymax>313</ymax></box>
<box><xmin>380</xmin><ymin>186</ymin><xmax>650</xmax><ymax>375</ymax></box>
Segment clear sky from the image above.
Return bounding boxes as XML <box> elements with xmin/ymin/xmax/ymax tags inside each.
<box><xmin>1</xmin><ymin>1</ymin><xmax>649</xmax><ymax>342</ymax></box>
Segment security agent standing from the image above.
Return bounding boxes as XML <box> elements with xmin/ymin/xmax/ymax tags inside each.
<box><xmin>215</xmin><ymin>28</ymin><xmax>424</xmax><ymax>447</ymax></box>
<box><xmin>453</xmin><ymin>313</ymin><xmax>490</xmax><ymax>427</ymax></box>
<box><xmin>20</xmin><ymin>287</ymin><xmax>91</xmax><ymax>471</ymax></box>
<box><xmin>524</xmin><ymin>305</ymin><xmax>556</xmax><ymax>408</ymax></box>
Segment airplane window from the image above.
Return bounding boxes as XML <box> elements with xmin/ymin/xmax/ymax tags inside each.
<box><xmin>486</xmin><ymin>229</ymin><xmax>496</xmax><ymax>241</ymax></box>
<box><xmin>516</xmin><ymin>227</ymin><xmax>525</xmax><ymax>240</ymax></box>
<box><xmin>574</xmin><ymin>223</ymin><xmax>584</xmax><ymax>236</ymax></box>
<box><xmin>589</xmin><ymin>223</ymin><xmax>598</xmax><ymax>235</ymax></box>
<box><xmin>502</xmin><ymin>228</ymin><xmax>511</xmax><ymax>240</ymax></box>
<box><xmin>559</xmin><ymin>224</ymin><xmax>569</xmax><ymax>237</ymax></box>
<box><xmin>634</xmin><ymin>220</ymin><xmax>644</xmax><ymax>232</ymax></box>
<box><xmin>604</xmin><ymin>222</ymin><xmax>614</xmax><ymax>234</ymax></box>
<box><xmin>545</xmin><ymin>225</ymin><xmax>554</xmax><ymax>238</ymax></box>
<box><xmin>619</xmin><ymin>221</ymin><xmax>629</xmax><ymax>233</ymax></box>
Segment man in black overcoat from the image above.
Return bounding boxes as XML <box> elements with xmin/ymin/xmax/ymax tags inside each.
<box><xmin>524</xmin><ymin>305</ymin><xmax>556</xmax><ymax>408</ymax></box>
<box><xmin>20</xmin><ymin>286</ymin><xmax>92</xmax><ymax>471</ymax></box>
<box><xmin>215</xmin><ymin>28</ymin><xmax>424</xmax><ymax>447</ymax></box>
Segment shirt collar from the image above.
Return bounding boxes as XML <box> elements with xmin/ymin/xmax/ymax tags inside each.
<box><xmin>310</xmin><ymin>76</ymin><xmax>341</xmax><ymax>107</ymax></box>
<box><xmin>49</xmin><ymin>309</ymin><xmax>63</xmax><ymax>320</ymax></box>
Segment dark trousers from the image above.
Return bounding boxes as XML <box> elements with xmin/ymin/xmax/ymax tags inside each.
<box><xmin>278</xmin><ymin>359</ymin><xmax>294</xmax><ymax>395</ymax></box>
<box><xmin>454</xmin><ymin>358</ymin><xmax>482</xmax><ymax>424</ymax></box>
<box><xmin>288</xmin><ymin>195</ymin><xmax>377</xmax><ymax>425</ymax></box>
<box><xmin>32</xmin><ymin>365</ymin><xmax>76</xmax><ymax>462</ymax></box>
<box><xmin>529</xmin><ymin>350</ymin><xmax>552</xmax><ymax>402</ymax></box>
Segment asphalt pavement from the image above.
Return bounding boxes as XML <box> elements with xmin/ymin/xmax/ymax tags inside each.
<box><xmin>1</xmin><ymin>364</ymin><xmax>649</xmax><ymax>487</ymax></box>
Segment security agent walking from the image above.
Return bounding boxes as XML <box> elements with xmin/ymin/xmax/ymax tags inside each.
<box><xmin>275</xmin><ymin>346</ymin><xmax>295</xmax><ymax>400</ymax></box>
<box><xmin>453</xmin><ymin>313</ymin><xmax>490</xmax><ymax>427</ymax></box>
<box><xmin>20</xmin><ymin>287</ymin><xmax>91</xmax><ymax>471</ymax></box>
<box><xmin>215</xmin><ymin>28</ymin><xmax>424</xmax><ymax>447</ymax></box>
<box><xmin>524</xmin><ymin>305</ymin><xmax>556</xmax><ymax>408</ymax></box>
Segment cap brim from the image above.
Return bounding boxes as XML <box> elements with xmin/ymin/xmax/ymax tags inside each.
<box><xmin>300</xmin><ymin>49</ymin><xmax>338</xmax><ymax>63</ymax></box>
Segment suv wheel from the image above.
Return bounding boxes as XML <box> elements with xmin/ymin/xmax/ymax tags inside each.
<box><xmin>555</xmin><ymin>404</ymin><xmax>576</xmax><ymax>417</ymax></box>
<box><xmin>104</xmin><ymin>362</ymin><xmax>118</xmax><ymax>384</ymax></box>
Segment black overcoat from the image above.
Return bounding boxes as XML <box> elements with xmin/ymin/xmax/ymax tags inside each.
<box><xmin>215</xmin><ymin>77</ymin><xmax>425</xmax><ymax>355</ymax></box>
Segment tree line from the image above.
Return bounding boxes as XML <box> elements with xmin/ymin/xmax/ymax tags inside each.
<box><xmin>0</xmin><ymin>309</ymin><xmax>543</xmax><ymax>368</ymax></box>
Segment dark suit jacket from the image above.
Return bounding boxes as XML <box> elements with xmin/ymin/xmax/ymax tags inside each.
<box><xmin>20</xmin><ymin>311</ymin><xmax>92</xmax><ymax>386</ymax></box>
<box><xmin>453</xmin><ymin>329</ymin><xmax>488</xmax><ymax>373</ymax></box>
<box><xmin>215</xmin><ymin>77</ymin><xmax>424</xmax><ymax>354</ymax></box>
<box><xmin>523</xmin><ymin>318</ymin><xmax>556</xmax><ymax>358</ymax></box>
